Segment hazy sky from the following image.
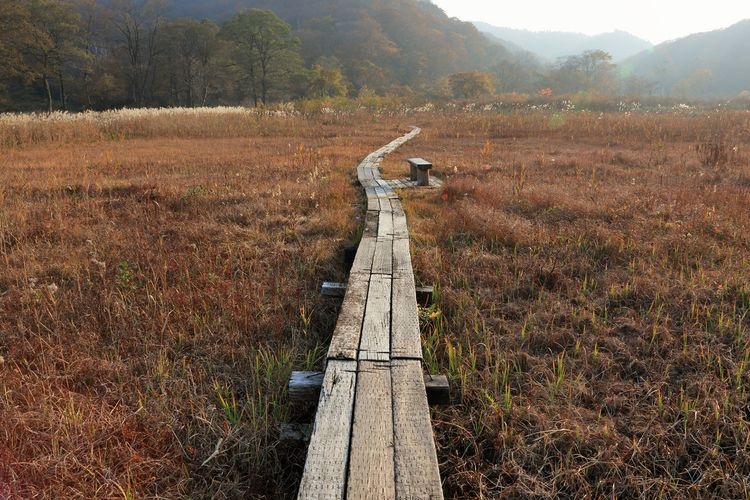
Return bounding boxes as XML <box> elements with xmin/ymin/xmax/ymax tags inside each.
<box><xmin>431</xmin><ymin>0</ymin><xmax>750</xmax><ymax>44</ymax></box>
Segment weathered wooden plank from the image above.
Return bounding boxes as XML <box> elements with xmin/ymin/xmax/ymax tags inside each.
<box><xmin>372</xmin><ymin>237</ymin><xmax>393</xmax><ymax>276</ymax></box>
<box><xmin>363</xmin><ymin>210</ymin><xmax>380</xmax><ymax>238</ymax></box>
<box><xmin>391</xmin><ymin>200</ymin><xmax>409</xmax><ymax>239</ymax></box>
<box><xmin>391</xmin><ymin>274</ymin><xmax>422</xmax><ymax>359</ymax></box>
<box><xmin>390</xmin><ymin>198</ymin><xmax>405</xmax><ymax>215</ymax></box>
<box><xmin>392</xmin><ymin>359</ymin><xmax>444</xmax><ymax>499</ymax></box>
<box><xmin>392</xmin><ymin>238</ymin><xmax>413</xmax><ymax>278</ymax></box>
<box><xmin>359</xmin><ymin>274</ymin><xmax>391</xmax><ymax>361</ymax></box>
<box><xmin>350</xmin><ymin>236</ymin><xmax>376</xmax><ymax>275</ymax></box>
<box><xmin>367</xmin><ymin>197</ymin><xmax>379</xmax><ymax>211</ymax></box>
<box><xmin>375</xmin><ymin>185</ymin><xmax>399</xmax><ymax>200</ymax></box>
<box><xmin>327</xmin><ymin>276</ymin><xmax>369</xmax><ymax>360</ymax></box>
<box><xmin>346</xmin><ymin>361</ymin><xmax>396</xmax><ymax>499</ymax></box>
<box><xmin>358</xmin><ymin>168</ymin><xmax>377</xmax><ymax>185</ymax></box>
<box><xmin>377</xmin><ymin>207</ymin><xmax>394</xmax><ymax>238</ymax></box>
<box><xmin>393</xmin><ymin>215</ymin><xmax>409</xmax><ymax>240</ymax></box>
<box><xmin>298</xmin><ymin>359</ymin><xmax>357</xmax><ymax>500</ymax></box>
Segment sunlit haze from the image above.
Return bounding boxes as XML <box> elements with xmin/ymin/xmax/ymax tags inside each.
<box><xmin>431</xmin><ymin>0</ymin><xmax>750</xmax><ymax>44</ymax></box>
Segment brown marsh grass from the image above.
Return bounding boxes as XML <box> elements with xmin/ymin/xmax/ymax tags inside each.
<box><xmin>383</xmin><ymin>110</ymin><xmax>750</xmax><ymax>498</ymax></box>
<box><xmin>0</xmin><ymin>108</ymin><xmax>412</xmax><ymax>497</ymax></box>
<box><xmin>3</xmin><ymin>107</ymin><xmax>750</xmax><ymax>498</ymax></box>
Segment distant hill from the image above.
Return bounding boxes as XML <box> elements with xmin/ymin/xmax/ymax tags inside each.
<box><xmin>622</xmin><ymin>20</ymin><xmax>750</xmax><ymax>97</ymax></box>
<box><xmin>167</xmin><ymin>0</ymin><xmax>528</xmax><ymax>93</ymax></box>
<box><xmin>473</xmin><ymin>23</ymin><xmax>653</xmax><ymax>62</ymax></box>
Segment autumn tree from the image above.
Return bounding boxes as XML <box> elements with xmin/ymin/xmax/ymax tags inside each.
<box><xmin>0</xmin><ymin>3</ymin><xmax>30</xmax><ymax>82</ymax></box>
<box><xmin>306</xmin><ymin>64</ymin><xmax>347</xmax><ymax>98</ymax></box>
<box><xmin>160</xmin><ymin>19</ymin><xmax>229</xmax><ymax>106</ymax></box>
<box><xmin>448</xmin><ymin>71</ymin><xmax>494</xmax><ymax>98</ymax></box>
<box><xmin>220</xmin><ymin>9</ymin><xmax>302</xmax><ymax>106</ymax></box>
<box><xmin>546</xmin><ymin>50</ymin><xmax>616</xmax><ymax>95</ymax></box>
<box><xmin>69</xmin><ymin>0</ymin><xmax>112</xmax><ymax>108</ymax></box>
<box><xmin>109</xmin><ymin>0</ymin><xmax>166</xmax><ymax>106</ymax></box>
<box><xmin>16</xmin><ymin>0</ymin><xmax>86</xmax><ymax>112</ymax></box>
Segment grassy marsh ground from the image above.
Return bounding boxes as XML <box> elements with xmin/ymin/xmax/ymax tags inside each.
<box><xmin>384</xmin><ymin>110</ymin><xmax>750</xmax><ymax>497</ymax></box>
<box><xmin>2</xmin><ymin>106</ymin><xmax>750</xmax><ymax>497</ymax></box>
<box><xmin>0</xmin><ymin>108</ymin><xmax>412</xmax><ymax>497</ymax></box>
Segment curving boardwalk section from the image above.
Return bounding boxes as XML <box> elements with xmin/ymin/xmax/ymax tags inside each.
<box><xmin>298</xmin><ymin>128</ymin><xmax>443</xmax><ymax>499</ymax></box>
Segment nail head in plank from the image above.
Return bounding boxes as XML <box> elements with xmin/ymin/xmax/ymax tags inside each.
<box><xmin>346</xmin><ymin>361</ymin><xmax>396</xmax><ymax>499</ymax></box>
<box><xmin>298</xmin><ymin>360</ymin><xmax>357</xmax><ymax>500</ymax></box>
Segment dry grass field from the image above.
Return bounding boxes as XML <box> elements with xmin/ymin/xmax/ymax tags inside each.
<box><xmin>383</xmin><ymin>110</ymin><xmax>750</xmax><ymax>498</ymax></box>
<box><xmin>2</xmin><ymin>106</ymin><xmax>750</xmax><ymax>498</ymax></box>
<box><xmin>0</xmin><ymin>108</ymin><xmax>413</xmax><ymax>497</ymax></box>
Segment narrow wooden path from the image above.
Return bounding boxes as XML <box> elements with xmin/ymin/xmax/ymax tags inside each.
<box><xmin>298</xmin><ymin>128</ymin><xmax>443</xmax><ymax>499</ymax></box>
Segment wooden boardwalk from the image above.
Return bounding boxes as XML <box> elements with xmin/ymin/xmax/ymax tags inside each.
<box><xmin>298</xmin><ymin>128</ymin><xmax>443</xmax><ymax>499</ymax></box>
<box><xmin>384</xmin><ymin>177</ymin><xmax>443</xmax><ymax>189</ymax></box>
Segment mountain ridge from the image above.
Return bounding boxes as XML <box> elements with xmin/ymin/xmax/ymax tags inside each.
<box><xmin>166</xmin><ymin>0</ymin><xmax>527</xmax><ymax>92</ymax></box>
<box><xmin>472</xmin><ymin>22</ymin><xmax>653</xmax><ymax>62</ymax></box>
<box><xmin>623</xmin><ymin>19</ymin><xmax>750</xmax><ymax>97</ymax></box>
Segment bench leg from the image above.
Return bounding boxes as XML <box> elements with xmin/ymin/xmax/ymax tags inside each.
<box><xmin>409</xmin><ymin>164</ymin><xmax>418</xmax><ymax>181</ymax></box>
<box><xmin>416</xmin><ymin>168</ymin><xmax>430</xmax><ymax>186</ymax></box>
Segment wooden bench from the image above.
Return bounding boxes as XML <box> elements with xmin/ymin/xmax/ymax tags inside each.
<box><xmin>407</xmin><ymin>157</ymin><xmax>433</xmax><ymax>186</ymax></box>
<box><xmin>297</xmin><ymin>129</ymin><xmax>443</xmax><ymax>499</ymax></box>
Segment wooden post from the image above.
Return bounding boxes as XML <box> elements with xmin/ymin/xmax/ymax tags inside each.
<box><xmin>416</xmin><ymin>167</ymin><xmax>430</xmax><ymax>186</ymax></box>
<box><xmin>416</xmin><ymin>285</ymin><xmax>434</xmax><ymax>306</ymax></box>
<box><xmin>321</xmin><ymin>282</ymin><xmax>347</xmax><ymax>298</ymax></box>
<box><xmin>289</xmin><ymin>371</ymin><xmax>326</xmax><ymax>401</ymax></box>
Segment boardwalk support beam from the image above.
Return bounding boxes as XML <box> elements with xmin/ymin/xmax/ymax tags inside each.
<box><xmin>289</xmin><ymin>370</ymin><xmax>450</xmax><ymax>406</ymax></box>
<box><xmin>322</xmin><ymin>281</ymin><xmax>434</xmax><ymax>305</ymax></box>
